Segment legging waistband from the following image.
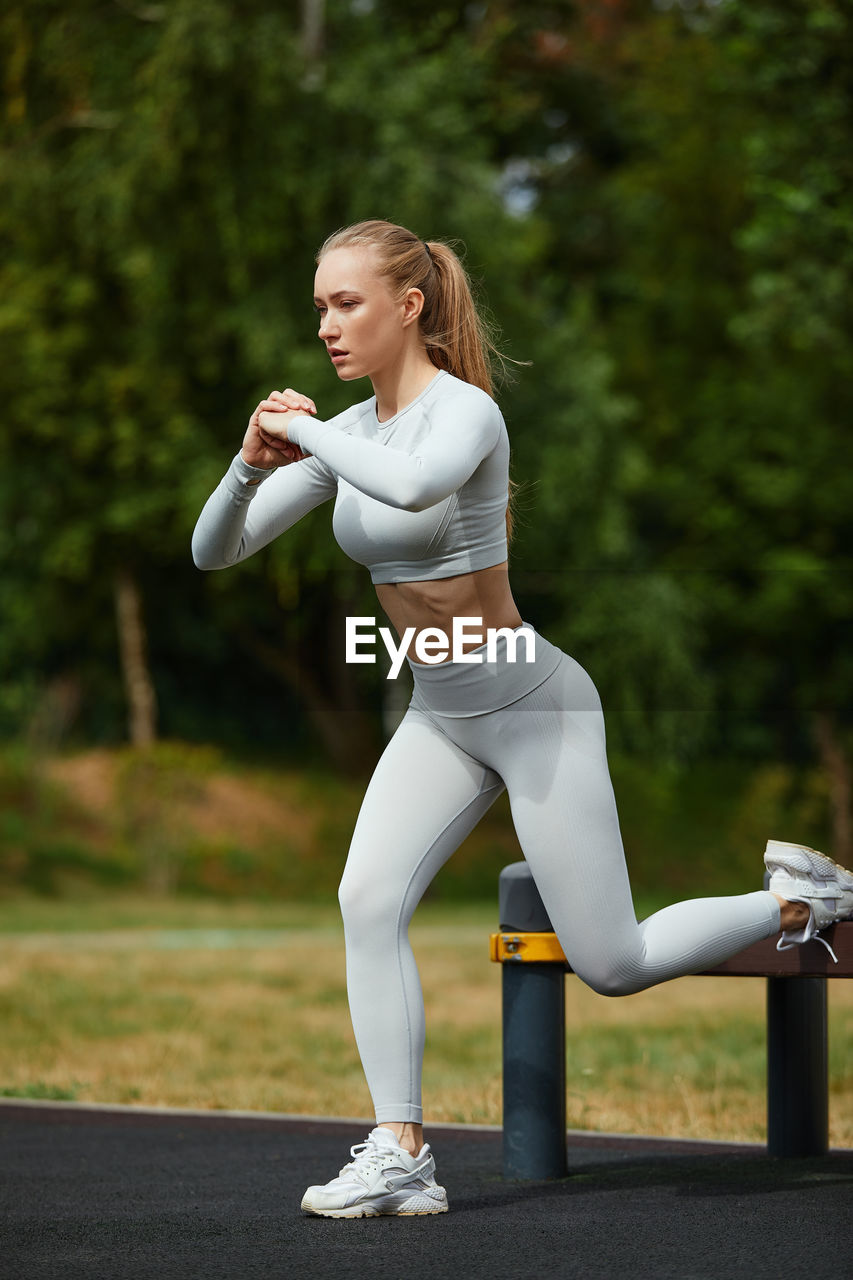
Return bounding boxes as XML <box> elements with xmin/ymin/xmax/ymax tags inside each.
<box><xmin>407</xmin><ymin>623</ymin><xmax>563</xmax><ymax>717</ymax></box>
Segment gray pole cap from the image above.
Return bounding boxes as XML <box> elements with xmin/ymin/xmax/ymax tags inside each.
<box><xmin>499</xmin><ymin>861</ymin><xmax>554</xmax><ymax>932</ymax></box>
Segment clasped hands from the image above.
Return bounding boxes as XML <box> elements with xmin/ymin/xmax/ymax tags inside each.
<box><xmin>241</xmin><ymin>388</ymin><xmax>318</xmax><ymax>470</ymax></box>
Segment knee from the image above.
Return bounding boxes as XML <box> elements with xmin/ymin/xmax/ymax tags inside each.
<box><xmin>574</xmin><ymin>960</ymin><xmax>643</xmax><ymax>998</ymax></box>
<box><xmin>338</xmin><ymin>867</ymin><xmax>396</xmax><ymax>938</ymax></box>
<box><xmin>584</xmin><ymin>973</ymin><xmax>634</xmax><ymax>998</ymax></box>
<box><xmin>338</xmin><ymin>870</ymin><xmax>370</xmax><ymax>930</ymax></box>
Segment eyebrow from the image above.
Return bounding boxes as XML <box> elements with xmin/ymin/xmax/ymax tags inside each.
<box><xmin>313</xmin><ymin>289</ymin><xmax>364</xmax><ymax>304</ymax></box>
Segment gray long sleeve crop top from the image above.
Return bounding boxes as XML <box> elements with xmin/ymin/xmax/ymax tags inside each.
<box><xmin>191</xmin><ymin>370</ymin><xmax>510</xmax><ymax>584</ymax></box>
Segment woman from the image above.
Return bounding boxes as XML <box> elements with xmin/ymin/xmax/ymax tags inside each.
<box><xmin>193</xmin><ymin>219</ymin><xmax>853</xmax><ymax>1218</ymax></box>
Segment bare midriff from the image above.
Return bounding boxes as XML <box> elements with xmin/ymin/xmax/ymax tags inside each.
<box><xmin>374</xmin><ymin>562</ymin><xmax>523</xmax><ymax>664</ymax></box>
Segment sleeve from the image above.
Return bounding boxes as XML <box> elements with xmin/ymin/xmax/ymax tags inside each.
<box><xmin>191</xmin><ymin>451</ymin><xmax>337</xmax><ymax>570</ymax></box>
<box><xmin>286</xmin><ymin>392</ymin><xmax>501</xmax><ymax>513</ymax></box>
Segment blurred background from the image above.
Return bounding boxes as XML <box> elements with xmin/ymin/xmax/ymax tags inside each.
<box><xmin>1</xmin><ymin>0</ymin><xmax>851</xmax><ymax>914</ymax></box>
<box><xmin>1</xmin><ymin>0</ymin><xmax>851</xmax><ymax>1139</ymax></box>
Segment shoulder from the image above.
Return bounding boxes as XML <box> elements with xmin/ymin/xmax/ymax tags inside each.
<box><xmin>433</xmin><ymin>371</ymin><xmax>497</xmax><ymax>408</ymax></box>
<box><xmin>427</xmin><ymin>371</ymin><xmax>502</xmax><ymax>419</ymax></box>
<box><xmin>428</xmin><ymin>372</ymin><xmax>503</xmax><ymax>431</ymax></box>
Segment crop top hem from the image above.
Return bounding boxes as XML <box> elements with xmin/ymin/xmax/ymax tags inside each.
<box><xmin>368</xmin><ymin>540</ymin><xmax>508</xmax><ymax>585</ymax></box>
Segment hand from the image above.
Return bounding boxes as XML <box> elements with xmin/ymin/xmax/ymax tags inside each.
<box><xmin>242</xmin><ymin>388</ymin><xmax>317</xmax><ymax>469</ymax></box>
<box><xmin>257</xmin><ymin>407</ymin><xmax>307</xmax><ymax>455</ymax></box>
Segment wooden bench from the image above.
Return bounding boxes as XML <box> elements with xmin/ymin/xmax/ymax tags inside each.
<box><xmin>489</xmin><ymin>861</ymin><xmax>852</xmax><ymax>1178</ymax></box>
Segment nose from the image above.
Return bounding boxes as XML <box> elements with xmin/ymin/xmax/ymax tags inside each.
<box><xmin>317</xmin><ymin>311</ymin><xmax>338</xmax><ymax>342</ymax></box>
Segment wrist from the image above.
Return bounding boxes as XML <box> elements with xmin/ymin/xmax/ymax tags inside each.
<box><xmin>233</xmin><ymin>451</ymin><xmax>277</xmax><ymax>490</ymax></box>
<box><xmin>240</xmin><ymin>450</ymin><xmax>278</xmax><ymax>483</ymax></box>
<box><xmin>240</xmin><ymin>448</ymin><xmax>277</xmax><ymax>471</ymax></box>
<box><xmin>287</xmin><ymin>413</ymin><xmax>324</xmax><ymax>453</ymax></box>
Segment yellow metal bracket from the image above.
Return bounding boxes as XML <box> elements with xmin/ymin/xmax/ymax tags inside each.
<box><xmin>489</xmin><ymin>931</ymin><xmax>568</xmax><ymax>964</ymax></box>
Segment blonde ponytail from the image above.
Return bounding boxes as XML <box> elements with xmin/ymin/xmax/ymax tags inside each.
<box><xmin>316</xmin><ymin>220</ymin><xmax>516</xmax><ymax>535</ymax></box>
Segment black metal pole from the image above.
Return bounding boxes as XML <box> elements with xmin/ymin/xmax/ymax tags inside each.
<box><xmin>766</xmin><ymin>976</ymin><xmax>828</xmax><ymax>1157</ymax></box>
<box><xmin>498</xmin><ymin>862</ymin><xmax>567</xmax><ymax>1179</ymax></box>
<box><xmin>502</xmin><ymin>960</ymin><xmax>567</xmax><ymax>1179</ymax></box>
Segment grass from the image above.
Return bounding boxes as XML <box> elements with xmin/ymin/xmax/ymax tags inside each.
<box><xmin>0</xmin><ymin>895</ymin><xmax>851</xmax><ymax>1146</ymax></box>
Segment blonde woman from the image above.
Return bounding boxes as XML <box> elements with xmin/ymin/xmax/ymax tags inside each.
<box><xmin>193</xmin><ymin>219</ymin><xmax>853</xmax><ymax>1218</ymax></box>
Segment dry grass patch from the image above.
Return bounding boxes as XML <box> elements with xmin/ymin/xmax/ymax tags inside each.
<box><xmin>1</xmin><ymin>908</ymin><xmax>851</xmax><ymax>1146</ymax></box>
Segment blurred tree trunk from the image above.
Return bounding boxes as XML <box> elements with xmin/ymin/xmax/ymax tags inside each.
<box><xmin>301</xmin><ymin>0</ymin><xmax>324</xmax><ymax>61</ymax></box>
<box><xmin>114</xmin><ymin>569</ymin><xmax>158</xmax><ymax>746</ymax></box>
<box><xmin>814</xmin><ymin>711</ymin><xmax>851</xmax><ymax>864</ymax></box>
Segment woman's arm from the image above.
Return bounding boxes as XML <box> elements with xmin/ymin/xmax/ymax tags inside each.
<box><xmin>192</xmin><ymin>389</ymin><xmax>336</xmax><ymax>570</ymax></box>
<box><xmin>259</xmin><ymin>390</ymin><xmax>502</xmax><ymax>512</ymax></box>
<box><xmin>191</xmin><ymin>452</ymin><xmax>336</xmax><ymax>570</ymax></box>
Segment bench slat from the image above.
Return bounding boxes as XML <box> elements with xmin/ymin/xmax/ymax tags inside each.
<box><xmin>701</xmin><ymin>925</ymin><xmax>850</xmax><ymax>977</ymax></box>
<box><xmin>490</xmin><ymin>922</ymin><xmax>852</xmax><ymax>977</ymax></box>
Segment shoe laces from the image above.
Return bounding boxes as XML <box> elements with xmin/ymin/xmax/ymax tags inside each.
<box><xmin>340</xmin><ymin>1132</ymin><xmax>407</xmax><ymax>1186</ymax></box>
<box><xmin>814</xmin><ymin>933</ymin><xmax>839</xmax><ymax>963</ymax></box>
<box><xmin>776</xmin><ymin>919</ymin><xmax>839</xmax><ymax>964</ymax></box>
<box><xmin>776</xmin><ymin>891</ymin><xmax>841</xmax><ymax>963</ymax></box>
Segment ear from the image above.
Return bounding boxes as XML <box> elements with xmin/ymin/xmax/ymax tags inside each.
<box><xmin>401</xmin><ymin>288</ymin><xmax>425</xmax><ymax>328</ymax></box>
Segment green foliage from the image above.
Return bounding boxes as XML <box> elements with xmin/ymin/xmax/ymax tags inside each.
<box><xmin>0</xmin><ymin>745</ymin><xmax>129</xmax><ymax>895</ymax></box>
<box><xmin>0</xmin><ymin>746</ymin><xmax>829</xmax><ymax>905</ymax></box>
<box><xmin>498</xmin><ymin>0</ymin><xmax>852</xmax><ymax>773</ymax></box>
<box><xmin>0</xmin><ymin>1</ymin><xmax>848</xmax><ymax>827</ymax></box>
<box><xmin>112</xmin><ymin>741</ymin><xmax>223</xmax><ymax>892</ymax></box>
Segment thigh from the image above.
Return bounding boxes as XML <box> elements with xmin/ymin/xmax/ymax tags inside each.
<box><xmin>451</xmin><ymin>656</ymin><xmax>642</xmax><ymax>983</ymax></box>
<box><xmin>339</xmin><ymin>705</ymin><xmax>505</xmax><ymax>928</ymax></box>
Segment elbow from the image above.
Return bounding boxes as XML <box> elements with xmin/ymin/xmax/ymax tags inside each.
<box><xmin>395</xmin><ymin>483</ymin><xmax>441</xmax><ymax>513</ymax></box>
<box><xmin>387</xmin><ymin>461</ymin><xmax>444</xmax><ymax>512</ymax></box>
<box><xmin>191</xmin><ymin>534</ymin><xmax>226</xmax><ymax>571</ymax></box>
<box><xmin>192</xmin><ymin>551</ymin><xmax>219</xmax><ymax>572</ymax></box>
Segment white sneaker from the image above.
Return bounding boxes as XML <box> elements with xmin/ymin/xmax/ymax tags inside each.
<box><xmin>300</xmin><ymin>1126</ymin><xmax>449</xmax><ymax>1218</ymax></box>
<box><xmin>764</xmin><ymin>839</ymin><xmax>853</xmax><ymax>962</ymax></box>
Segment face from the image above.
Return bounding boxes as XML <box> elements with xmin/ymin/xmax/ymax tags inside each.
<box><xmin>313</xmin><ymin>246</ymin><xmax>421</xmax><ymax>382</ymax></box>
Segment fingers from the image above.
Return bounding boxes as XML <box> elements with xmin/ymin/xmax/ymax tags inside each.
<box><xmin>256</xmin><ymin>424</ymin><xmax>306</xmax><ymax>465</ymax></box>
<box><xmin>246</xmin><ymin>389</ymin><xmax>315</xmax><ymax>463</ymax></box>
<box><xmin>267</xmin><ymin>388</ymin><xmax>317</xmax><ymax>414</ymax></box>
<box><xmin>257</xmin><ymin>399</ymin><xmax>289</xmax><ymax>417</ymax></box>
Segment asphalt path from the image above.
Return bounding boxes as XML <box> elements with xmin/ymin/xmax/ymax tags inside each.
<box><xmin>1</xmin><ymin>1101</ymin><xmax>851</xmax><ymax>1280</ymax></box>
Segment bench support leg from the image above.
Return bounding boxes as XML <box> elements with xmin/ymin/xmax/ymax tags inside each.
<box><xmin>766</xmin><ymin>976</ymin><xmax>828</xmax><ymax>1157</ymax></box>
<box><xmin>502</xmin><ymin>962</ymin><xmax>567</xmax><ymax>1179</ymax></box>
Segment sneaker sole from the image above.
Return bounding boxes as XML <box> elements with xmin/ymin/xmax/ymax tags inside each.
<box><xmin>301</xmin><ymin>1202</ymin><xmax>449</xmax><ymax>1219</ymax></box>
<box><xmin>302</xmin><ymin>1207</ymin><xmax>449</xmax><ymax>1218</ymax></box>
<box><xmin>765</xmin><ymin>839</ymin><xmax>853</xmax><ymax>888</ymax></box>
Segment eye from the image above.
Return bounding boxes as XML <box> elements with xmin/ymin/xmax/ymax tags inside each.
<box><xmin>313</xmin><ymin>304</ymin><xmax>326</xmax><ymax>316</ymax></box>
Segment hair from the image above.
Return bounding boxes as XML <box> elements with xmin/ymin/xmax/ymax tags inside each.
<box><xmin>316</xmin><ymin>218</ymin><xmax>516</xmax><ymax>536</ymax></box>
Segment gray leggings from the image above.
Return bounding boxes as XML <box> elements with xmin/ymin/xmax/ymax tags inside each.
<box><xmin>338</xmin><ymin>628</ymin><xmax>780</xmax><ymax>1124</ymax></box>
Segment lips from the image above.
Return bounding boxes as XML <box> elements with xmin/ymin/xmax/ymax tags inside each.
<box><xmin>328</xmin><ymin>347</ymin><xmax>348</xmax><ymax>361</ymax></box>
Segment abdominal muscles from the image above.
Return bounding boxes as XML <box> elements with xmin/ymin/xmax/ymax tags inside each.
<box><xmin>375</xmin><ymin>565</ymin><xmax>522</xmax><ymax>664</ymax></box>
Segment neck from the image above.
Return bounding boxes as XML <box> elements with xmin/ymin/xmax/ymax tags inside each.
<box><xmin>372</xmin><ymin>348</ymin><xmax>439</xmax><ymax>423</ymax></box>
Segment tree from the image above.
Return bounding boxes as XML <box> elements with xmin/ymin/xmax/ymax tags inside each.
<box><xmin>499</xmin><ymin>0</ymin><xmax>853</xmax><ymax>846</ymax></box>
<box><xmin>1</xmin><ymin>1</ymin><xmax>595</xmax><ymax>764</ymax></box>
<box><xmin>3</xmin><ymin>0</ymin><xmax>846</xmax><ymax>842</ymax></box>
